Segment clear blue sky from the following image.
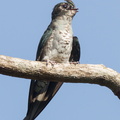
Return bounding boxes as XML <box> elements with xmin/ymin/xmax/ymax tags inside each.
<box><xmin>0</xmin><ymin>0</ymin><xmax>120</xmax><ymax>120</ymax></box>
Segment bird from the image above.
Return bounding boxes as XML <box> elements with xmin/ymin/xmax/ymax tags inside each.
<box><xmin>24</xmin><ymin>0</ymin><xmax>80</xmax><ymax>120</ymax></box>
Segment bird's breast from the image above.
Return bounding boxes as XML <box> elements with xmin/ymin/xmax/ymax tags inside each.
<box><xmin>42</xmin><ymin>22</ymin><xmax>73</xmax><ymax>63</ymax></box>
<box><xmin>50</xmin><ymin>26</ymin><xmax>73</xmax><ymax>62</ymax></box>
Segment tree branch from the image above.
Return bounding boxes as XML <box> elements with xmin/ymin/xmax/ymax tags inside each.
<box><xmin>0</xmin><ymin>55</ymin><xmax>120</xmax><ymax>99</ymax></box>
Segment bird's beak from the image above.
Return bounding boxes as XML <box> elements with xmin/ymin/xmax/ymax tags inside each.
<box><xmin>70</xmin><ymin>8</ymin><xmax>79</xmax><ymax>12</ymax></box>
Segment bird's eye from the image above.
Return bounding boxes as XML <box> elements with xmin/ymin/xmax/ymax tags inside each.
<box><xmin>69</xmin><ymin>6</ymin><xmax>74</xmax><ymax>9</ymax></box>
<box><xmin>62</xmin><ymin>4</ymin><xmax>68</xmax><ymax>9</ymax></box>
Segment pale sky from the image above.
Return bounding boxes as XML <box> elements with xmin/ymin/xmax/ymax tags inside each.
<box><xmin>0</xmin><ymin>0</ymin><xmax>120</xmax><ymax>120</ymax></box>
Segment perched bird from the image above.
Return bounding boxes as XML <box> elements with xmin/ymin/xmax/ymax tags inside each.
<box><xmin>24</xmin><ymin>0</ymin><xmax>80</xmax><ymax>120</ymax></box>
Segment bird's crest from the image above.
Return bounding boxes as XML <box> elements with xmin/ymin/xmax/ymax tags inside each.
<box><xmin>65</xmin><ymin>0</ymin><xmax>75</xmax><ymax>7</ymax></box>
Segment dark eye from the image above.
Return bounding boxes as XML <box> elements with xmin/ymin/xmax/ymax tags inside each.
<box><xmin>69</xmin><ymin>5</ymin><xmax>74</xmax><ymax>9</ymax></box>
<box><xmin>62</xmin><ymin>4</ymin><xmax>68</xmax><ymax>9</ymax></box>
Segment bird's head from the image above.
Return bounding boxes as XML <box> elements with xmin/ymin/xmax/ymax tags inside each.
<box><xmin>52</xmin><ymin>0</ymin><xmax>78</xmax><ymax>20</ymax></box>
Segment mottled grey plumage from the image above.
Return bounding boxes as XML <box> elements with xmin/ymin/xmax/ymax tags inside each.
<box><xmin>24</xmin><ymin>0</ymin><xmax>80</xmax><ymax>120</ymax></box>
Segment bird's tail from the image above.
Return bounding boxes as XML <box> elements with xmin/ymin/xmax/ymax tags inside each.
<box><xmin>23</xmin><ymin>116</ymin><xmax>29</xmax><ymax>120</ymax></box>
<box><xmin>23</xmin><ymin>82</ymin><xmax>63</xmax><ymax>120</ymax></box>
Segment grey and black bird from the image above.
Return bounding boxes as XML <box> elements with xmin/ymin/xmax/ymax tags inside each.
<box><xmin>24</xmin><ymin>0</ymin><xmax>80</xmax><ymax>120</ymax></box>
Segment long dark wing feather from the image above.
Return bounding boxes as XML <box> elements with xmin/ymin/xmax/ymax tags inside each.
<box><xmin>24</xmin><ymin>35</ymin><xmax>80</xmax><ymax>120</ymax></box>
<box><xmin>36</xmin><ymin>26</ymin><xmax>52</xmax><ymax>61</ymax></box>
<box><xmin>69</xmin><ymin>36</ymin><xmax>80</xmax><ymax>62</ymax></box>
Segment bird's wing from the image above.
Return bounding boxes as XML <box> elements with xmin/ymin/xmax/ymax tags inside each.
<box><xmin>36</xmin><ymin>26</ymin><xmax>53</xmax><ymax>61</ymax></box>
<box><xmin>24</xmin><ymin>26</ymin><xmax>63</xmax><ymax>120</ymax></box>
<box><xmin>69</xmin><ymin>36</ymin><xmax>80</xmax><ymax>62</ymax></box>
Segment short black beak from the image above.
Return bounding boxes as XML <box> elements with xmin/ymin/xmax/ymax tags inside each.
<box><xmin>70</xmin><ymin>8</ymin><xmax>79</xmax><ymax>12</ymax></box>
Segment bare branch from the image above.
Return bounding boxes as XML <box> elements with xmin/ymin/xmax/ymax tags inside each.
<box><xmin>0</xmin><ymin>55</ymin><xmax>120</xmax><ymax>99</ymax></box>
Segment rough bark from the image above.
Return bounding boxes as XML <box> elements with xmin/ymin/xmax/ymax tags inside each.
<box><xmin>0</xmin><ymin>55</ymin><xmax>120</xmax><ymax>99</ymax></box>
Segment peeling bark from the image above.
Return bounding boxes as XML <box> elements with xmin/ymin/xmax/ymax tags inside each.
<box><xmin>0</xmin><ymin>55</ymin><xmax>120</xmax><ymax>99</ymax></box>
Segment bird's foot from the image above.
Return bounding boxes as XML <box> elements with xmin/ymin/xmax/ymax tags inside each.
<box><xmin>70</xmin><ymin>61</ymin><xmax>80</xmax><ymax>65</ymax></box>
<box><xmin>46</xmin><ymin>60</ymin><xmax>56</xmax><ymax>66</ymax></box>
